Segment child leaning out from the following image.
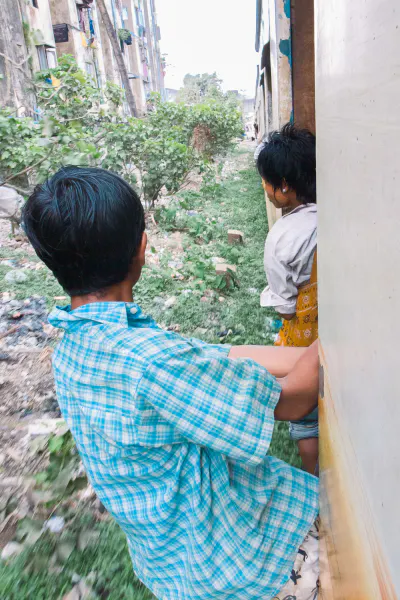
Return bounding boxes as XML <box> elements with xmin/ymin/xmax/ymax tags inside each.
<box><xmin>257</xmin><ymin>124</ymin><xmax>318</xmax><ymax>474</ymax></box>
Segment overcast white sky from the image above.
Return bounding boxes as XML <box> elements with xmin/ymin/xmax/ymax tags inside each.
<box><xmin>156</xmin><ymin>0</ymin><xmax>258</xmax><ymax>98</ymax></box>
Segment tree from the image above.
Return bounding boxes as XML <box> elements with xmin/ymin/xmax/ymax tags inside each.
<box><xmin>0</xmin><ymin>60</ymin><xmax>242</xmax><ymax>210</ymax></box>
<box><xmin>95</xmin><ymin>0</ymin><xmax>138</xmax><ymax>117</ymax></box>
<box><xmin>177</xmin><ymin>72</ymin><xmax>224</xmax><ymax>105</ymax></box>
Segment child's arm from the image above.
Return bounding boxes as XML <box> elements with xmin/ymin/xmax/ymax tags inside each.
<box><xmin>275</xmin><ymin>342</ymin><xmax>319</xmax><ymax>421</ymax></box>
<box><xmin>139</xmin><ymin>341</ymin><xmax>317</xmax><ymax>465</ymax></box>
<box><xmin>229</xmin><ymin>345</ymin><xmax>306</xmax><ymax>378</ymax></box>
<box><xmin>230</xmin><ymin>343</ymin><xmax>318</xmax><ymax>421</ymax></box>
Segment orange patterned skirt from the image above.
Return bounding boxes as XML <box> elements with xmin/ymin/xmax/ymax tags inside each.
<box><xmin>275</xmin><ymin>253</ymin><xmax>318</xmax><ymax>348</ymax></box>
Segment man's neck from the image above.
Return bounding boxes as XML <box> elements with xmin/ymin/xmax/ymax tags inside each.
<box><xmin>71</xmin><ymin>282</ymin><xmax>134</xmax><ymax>311</ymax></box>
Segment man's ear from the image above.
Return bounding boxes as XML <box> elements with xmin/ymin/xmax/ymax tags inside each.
<box><xmin>138</xmin><ymin>232</ymin><xmax>147</xmax><ymax>266</ymax></box>
<box><xmin>281</xmin><ymin>179</ymin><xmax>289</xmax><ymax>194</ymax></box>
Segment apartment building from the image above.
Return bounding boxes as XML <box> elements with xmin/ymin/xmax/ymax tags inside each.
<box><xmin>254</xmin><ymin>0</ymin><xmax>314</xmax><ymax>226</ymax></box>
<box><xmin>0</xmin><ymin>0</ymin><xmax>165</xmax><ymax>116</ymax></box>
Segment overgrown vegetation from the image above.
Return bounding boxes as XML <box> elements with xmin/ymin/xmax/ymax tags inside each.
<box><xmin>0</xmin><ymin>56</ymin><xmax>243</xmax><ymax>206</ymax></box>
<box><xmin>0</xmin><ymin>150</ymin><xmax>299</xmax><ymax>468</ymax></box>
<box><xmin>0</xmin><ymin>518</ymin><xmax>154</xmax><ymax>600</ymax></box>
<box><xmin>176</xmin><ymin>72</ymin><xmax>241</xmax><ymax>109</ymax></box>
<box><xmin>0</xmin><ymin>103</ymin><xmax>298</xmax><ymax>597</ymax></box>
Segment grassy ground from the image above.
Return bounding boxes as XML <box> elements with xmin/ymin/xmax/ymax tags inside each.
<box><xmin>0</xmin><ymin>146</ymin><xmax>300</xmax><ymax>598</ymax></box>
<box><xmin>0</xmin><ymin>519</ymin><xmax>154</xmax><ymax>600</ymax></box>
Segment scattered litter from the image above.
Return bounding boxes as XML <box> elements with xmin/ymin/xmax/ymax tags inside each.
<box><xmin>44</xmin><ymin>516</ymin><xmax>65</xmax><ymax>534</ymax></box>
<box><xmin>164</xmin><ymin>296</ymin><xmax>177</xmax><ymax>309</ymax></box>
<box><xmin>4</xmin><ymin>270</ymin><xmax>28</xmax><ymax>284</ymax></box>
<box><xmin>266</xmin><ymin>317</ymin><xmax>283</xmax><ymax>334</ymax></box>
<box><xmin>28</xmin><ymin>418</ymin><xmax>67</xmax><ymax>438</ymax></box>
<box><xmin>6</xmin><ymin>448</ymin><xmax>23</xmax><ymax>463</ymax></box>
<box><xmin>211</xmin><ymin>256</ymin><xmax>225</xmax><ymax>265</ymax></box>
<box><xmin>1</xmin><ymin>541</ymin><xmax>24</xmax><ymax>560</ymax></box>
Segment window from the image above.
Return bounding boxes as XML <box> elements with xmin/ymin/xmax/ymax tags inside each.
<box><xmin>36</xmin><ymin>46</ymin><xmax>57</xmax><ymax>71</ymax></box>
<box><xmin>76</xmin><ymin>5</ymin><xmax>85</xmax><ymax>31</ymax></box>
<box><xmin>37</xmin><ymin>46</ymin><xmax>48</xmax><ymax>70</ymax></box>
<box><xmin>46</xmin><ymin>49</ymin><xmax>57</xmax><ymax>69</ymax></box>
<box><xmin>32</xmin><ymin>0</ymin><xmax>39</xmax><ymax>8</ymax></box>
<box><xmin>122</xmin><ymin>7</ymin><xmax>129</xmax><ymax>21</ymax></box>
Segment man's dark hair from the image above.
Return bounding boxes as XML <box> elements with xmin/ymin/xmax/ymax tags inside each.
<box><xmin>257</xmin><ymin>123</ymin><xmax>316</xmax><ymax>203</ymax></box>
<box><xmin>22</xmin><ymin>166</ymin><xmax>145</xmax><ymax>296</ymax></box>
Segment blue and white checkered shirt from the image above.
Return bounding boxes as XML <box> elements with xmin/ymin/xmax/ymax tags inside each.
<box><xmin>49</xmin><ymin>302</ymin><xmax>319</xmax><ymax>600</ymax></box>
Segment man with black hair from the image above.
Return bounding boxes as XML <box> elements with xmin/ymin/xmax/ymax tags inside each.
<box><xmin>23</xmin><ymin>166</ymin><xmax>319</xmax><ymax>600</ymax></box>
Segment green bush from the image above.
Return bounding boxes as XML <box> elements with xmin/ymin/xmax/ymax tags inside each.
<box><xmin>0</xmin><ymin>57</ymin><xmax>242</xmax><ymax>206</ymax></box>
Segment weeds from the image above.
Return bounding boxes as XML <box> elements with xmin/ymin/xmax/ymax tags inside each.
<box><xmin>0</xmin><ymin>147</ymin><xmax>300</xmax><ymax>598</ymax></box>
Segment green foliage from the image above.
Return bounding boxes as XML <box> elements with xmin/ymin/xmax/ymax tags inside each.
<box><xmin>104</xmin><ymin>81</ymin><xmax>124</xmax><ymax>108</ymax></box>
<box><xmin>0</xmin><ymin>517</ymin><xmax>155</xmax><ymax>599</ymax></box>
<box><xmin>0</xmin><ymin>57</ymin><xmax>241</xmax><ymax>206</ymax></box>
<box><xmin>118</xmin><ymin>28</ymin><xmax>132</xmax><ymax>42</ymax></box>
<box><xmin>33</xmin><ymin>428</ymin><xmax>88</xmax><ymax>506</ymax></box>
<box><xmin>34</xmin><ymin>54</ymin><xmax>102</xmax><ymax>122</ymax></box>
<box><xmin>0</xmin><ymin>111</ymin><xmax>40</xmax><ymax>184</ymax></box>
<box><xmin>102</xmin><ymin>94</ymin><xmax>240</xmax><ymax>205</ymax></box>
<box><xmin>101</xmin><ymin>117</ymin><xmax>198</xmax><ymax>206</ymax></box>
<box><xmin>189</xmin><ymin>101</ymin><xmax>243</xmax><ymax>157</ymax></box>
<box><xmin>177</xmin><ymin>72</ymin><xmax>224</xmax><ymax>104</ymax></box>
<box><xmin>148</xmin><ymin>93</ymin><xmax>242</xmax><ymax>160</ymax></box>
<box><xmin>199</xmin><ymin>165</ymin><xmax>223</xmax><ymax>200</ymax></box>
<box><xmin>0</xmin><ymin>148</ymin><xmax>300</xmax><ymax>598</ymax></box>
<box><xmin>0</xmin><ymin>55</ymin><xmax>103</xmax><ymax>190</ymax></box>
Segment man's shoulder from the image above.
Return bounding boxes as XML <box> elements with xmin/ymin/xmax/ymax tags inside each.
<box><xmin>55</xmin><ymin>321</ymin><xmax>228</xmax><ymax>368</ymax></box>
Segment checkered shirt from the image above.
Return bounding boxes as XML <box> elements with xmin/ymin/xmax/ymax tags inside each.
<box><xmin>49</xmin><ymin>302</ymin><xmax>319</xmax><ymax>600</ymax></box>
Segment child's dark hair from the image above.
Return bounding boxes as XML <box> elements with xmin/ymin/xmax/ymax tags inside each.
<box><xmin>22</xmin><ymin>166</ymin><xmax>145</xmax><ymax>296</ymax></box>
<box><xmin>257</xmin><ymin>123</ymin><xmax>316</xmax><ymax>203</ymax></box>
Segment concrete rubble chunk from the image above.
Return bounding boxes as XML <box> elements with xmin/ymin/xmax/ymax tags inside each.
<box><xmin>0</xmin><ymin>186</ymin><xmax>23</xmax><ymax>223</ymax></box>
<box><xmin>227</xmin><ymin>229</ymin><xmax>244</xmax><ymax>244</ymax></box>
<box><xmin>215</xmin><ymin>263</ymin><xmax>237</xmax><ymax>275</ymax></box>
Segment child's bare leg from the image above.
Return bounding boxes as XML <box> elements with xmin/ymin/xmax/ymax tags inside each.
<box><xmin>297</xmin><ymin>437</ymin><xmax>318</xmax><ymax>475</ymax></box>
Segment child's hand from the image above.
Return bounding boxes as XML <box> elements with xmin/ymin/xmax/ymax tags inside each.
<box><xmin>275</xmin><ymin>340</ymin><xmax>319</xmax><ymax>421</ymax></box>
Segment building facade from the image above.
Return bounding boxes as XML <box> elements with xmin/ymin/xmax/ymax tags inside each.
<box><xmin>0</xmin><ymin>0</ymin><xmax>165</xmax><ymax>116</ymax></box>
<box><xmin>0</xmin><ymin>0</ymin><xmax>35</xmax><ymax>115</ymax></box>
<box><xmin>254</xmin><ymin>0</ymin><xmax>315</xmax><ymax>227</ymax></box>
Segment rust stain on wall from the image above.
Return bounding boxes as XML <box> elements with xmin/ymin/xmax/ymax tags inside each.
<box><xmin>319</xmin><ymin>345</ymin><xmax>397</xmax><ymax>599</ymax></box>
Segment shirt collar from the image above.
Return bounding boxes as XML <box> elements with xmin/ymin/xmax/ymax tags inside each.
<box><xmin>48</xmin><ymin>302</ymin><xmax>151</xmax><ymax>331</ymax></box>
<box><xmin>282</xmin><ymin>203</ymin><xmax>317</xmax><ymax>219</ymax></box>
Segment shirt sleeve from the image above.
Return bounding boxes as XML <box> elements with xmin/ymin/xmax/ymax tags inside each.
<box><xmin>262</xmin><ymin>245</ymin><xmax>299</xmax><ymax>314</ymax></box>
<box><xmin>136</xmin><ymin>343</ymin><xmax>281</xmax><ymax>465</ymax></box>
